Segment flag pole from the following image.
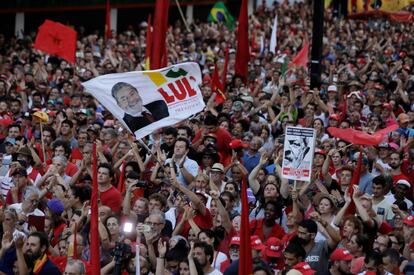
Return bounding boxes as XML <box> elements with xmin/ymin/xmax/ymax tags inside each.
<box><xmin>174</xmin><ymin>0</ymin><xmax>191</xmax><ymax>32</ymax></box>
<box><xmin>40</xmin><ymin>123</ymin><xmax>46</xmax><ymax>167</ymax></box>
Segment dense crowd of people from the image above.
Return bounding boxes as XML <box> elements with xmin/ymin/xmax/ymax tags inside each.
<box><xmin>1</xmin><ymin>0</ymin><xmax>414</xmax><ymax>274</ymax></box>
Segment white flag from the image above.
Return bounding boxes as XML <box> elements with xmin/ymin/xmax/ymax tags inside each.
<box><xmin>270</xmin><ymin>14</ymin><xmax>278</xmax><ymax>54</ymax></box>
<box><xmin>82</xmin><ymin>62</ymin><xmax>205</xmax><ymax>139</ymax></box>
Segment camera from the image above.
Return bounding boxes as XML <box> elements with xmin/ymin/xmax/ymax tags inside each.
<box><xmin>112</xmin><ymin>242</ymin><xmax>133</xmax><ymax>275</ymax></box>
<box><xmin>135</xmin><ymin>180</ymin><xmax>147</xmax><ymax>188</ymax></box>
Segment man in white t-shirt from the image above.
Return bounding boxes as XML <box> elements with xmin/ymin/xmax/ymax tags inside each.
<box><xmin>371</xmin><ymin>175</ymin><xmax>394</xmax><ymax>222</ymax></box>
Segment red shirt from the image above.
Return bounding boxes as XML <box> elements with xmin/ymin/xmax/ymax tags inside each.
<box><xmin>181</xmin><ymin>208</ymin><xmax>213</xmax><ymax>238</ymax></box>
<box><xmin>193</xmin><ymin>127</ymin><xmax>232</xmax><ymax>164</ymax></box>
<box><xmin>5</xmin><ymin>188</ymin><xmax>23</xmax><ymax>205</ymax></box>
<box><xmin>250</xmin><ymin>219</ymin><xmax>286</xmax><ymax>242</ymax></box>
<box><xmin>100</xmin><ymin>186</ymin><xmax>123</xmax><ymax>214</ymax></box>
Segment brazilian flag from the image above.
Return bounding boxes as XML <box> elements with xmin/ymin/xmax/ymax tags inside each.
<box><xmin>208</xmin><ymin>2</ymin><xmax>235</xmax><ymax>30</ymax></box>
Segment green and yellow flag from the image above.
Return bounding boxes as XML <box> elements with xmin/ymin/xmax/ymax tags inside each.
<box><xmin>208</xmin><ymin>2</ymin><xmax>235</xmax><ymax>30</ymax></box>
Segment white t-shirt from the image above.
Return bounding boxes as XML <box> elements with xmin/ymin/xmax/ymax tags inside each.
<box><xmin>207</xmin><ymin>269</ymin><xmax>223</xmax><ymax>275</ymax></box>
<box><xmin>372</xmin><ymin>197</ymin><xmax>395</xmax><ymax>222</ymax></box>
<box><xmin>211</xmin><ymin>251</ymin><xmax>228</xmax><ymax>271</ymax></box>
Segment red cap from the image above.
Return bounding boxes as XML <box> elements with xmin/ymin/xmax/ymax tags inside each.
<box><xmin>230</xmin><ymin>236</ymin><xmax>240</xmax><ymax>246</ymax></box>
<box><xmin>329</xmin><ymin>114</ymin><xmax>341</xmax><ymax>121</ymax></box>
<box><xmin>330</xmin><ymin>248</ymin><xmax>353</xmax><ymax>262</ymax></box>
<box><xmin>383</xmin><ymin>103</ymin><xmax>392</xmax><ymax>110</ymax></box>
<box><xmin>229</xmin><ymin>139</ymin><xmax>248</xmax><ymax>149</ymax></box>
<box><xmin>403</xmin><ymin>215</ymin><xmax>414</xmax><ymax>227</ymax></box>
<box><xmin>250</xmin><ymin>235</ymin><xmax>265</xmax><ymax>251</ymax></box>
<box><xmin>315</xmin><ymin>148</ymin><xmax>326</xmax><ymax>156</ymax></box>
<box><xmin>265</xmin><ymin>237</ymin><xmax>283</xmax><ymax>258</ymax></box>
<box><xmin>292</xmin><ymin>262</ymin><xmax>315</xmax><ymax>275</ymax></box>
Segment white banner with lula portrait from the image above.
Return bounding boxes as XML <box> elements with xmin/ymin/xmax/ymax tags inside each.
<box><xmin>82</xmin><ymin>62</ymin><xmax>205</xmax><ymax>139</ymax></box>
<box><xmin>282</xmin><ymin>126</ymin><xmax>316</xmax><ymax>182</ymax></box>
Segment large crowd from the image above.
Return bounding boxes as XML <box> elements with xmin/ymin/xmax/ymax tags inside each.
<box><xmin>1</xmin><ymin>0</ymin><xmax>414</xmax><ymax>274</ymax></box>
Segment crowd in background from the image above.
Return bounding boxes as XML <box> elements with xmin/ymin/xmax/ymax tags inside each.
<box><xmin>1</xmin><ymin>0</ymin><xmax>414</xmax><ymax>274</ymax></box>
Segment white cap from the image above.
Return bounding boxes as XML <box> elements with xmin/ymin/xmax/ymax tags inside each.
<box><xmin>396</xmin><ymin>179</ymin><xmax>411</xmax><ymax>189</ymax></box>
<box><xmin>328</xmin><ymin>85</ymin><xmax>337</xmax><ymax>92</ymax></box>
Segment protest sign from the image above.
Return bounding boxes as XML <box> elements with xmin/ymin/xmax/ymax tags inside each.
<box><xmin>282</xmin><ymin>126</ymin><xmax>316</xmax><ymax>182</ymax></box>
<box><xmin>82</xmin><ymin>62</ymin><xmax>205</xmax><ymax>139</ymax></box>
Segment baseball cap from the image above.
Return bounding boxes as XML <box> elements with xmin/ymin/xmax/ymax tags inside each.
<box><xmin>291</xmin><ymin>262</ymin><xmax>315</xmax><ymax>275</ymax></box>
<box><xmin>229</xmin><ymin>139</ymin><xmax>248</xmax><ymax>149</ymax></box>
<box><xmin>241</xmin><ymin>95</ymin><xmax>254</xmax><ymax>103</ymax></box>
<box><xmin>403</xmin><ymin>215</ymin><xmax>414</xmax><ymax>227</ymax></box>
<box><xmin>327</xmin><ymin>85</ymin><xmax>337</xmax><ymax>92</ymax></box>
<box><xmin>211</xmin><ymin>163</ymin><xmax>224</xmax><ymax>173</ymax></box>
<box><xmin>383</xmin><ymin>103</ymin><xmax>393</xmax><ymax>110</ymax></box>
<box><xmin>396</xmin><ymin>179</ymin><xmax>411</xmax><ymax>189</ymax></box>
<box><xmin>265</xmin><ymin>237</ymin><xmax>283</xmax><ymax>258</ymax></box>
<box><xmin>230</xmin><ymin>236</ymin><xmax>240</xmax><ymax>246</ymax></box>
<box><xmin>398</xmin><ymin>113</ymin><xmax>409</xmax><ymax>124</ymax></box>
<box><xmin>250</xmin><ymin>235</ymin><xmax>265</xmax><ymax>251</ymax></box>
<box><xmin>329</xmin><ymin>114</ymin><xmax>340</xmax><ymax>121</ymax></box>
<box><xmin>330</xmin><ymin>248</ymin><xmax>353</xmax><ymax>262</ymax></box>
<box><xmin>47</xmin><ymin>199</ymin><xmax>65</xmax><ymax>215</ymax></box>
<box><xmin>232</xmin><ymin>101</ymin><xmax>243</xmax><ymax>112</ymax></box>
<box><xmin>314</xmin><ymin>149</ymin><xmax>326</xmax><ymax>156</ymax></box>
<box><xmin>378</xmin><ymin>143</ymin><xmax>390</xmax><ymax>149</ymax></box>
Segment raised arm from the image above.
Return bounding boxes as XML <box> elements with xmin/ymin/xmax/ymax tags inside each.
<box><xmin>210</xmin><ymin>190</ymin><xmax>232</xmax><ymax>233</ymax></box>
<box><xmin>248</xmin><ymin>154</ymin><xmax>268</xmax><ymax>195</ymax></box>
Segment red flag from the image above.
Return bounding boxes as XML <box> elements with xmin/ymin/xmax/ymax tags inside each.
<box><xmin>234</xmin><ymin>0</ymin><xmax>249</xmax><ymax>82</ymax></box>
<box><xmin>212</xmin><ymin>65</ymin><xmax>226</xmax><ymax>105</ymax></box>
<box><xmin>239</xmin><ymin>179</ymin><xmax>253</xmax><ymax>275</ymax></box>
<box><xmin>105</xmin><ymin>0</ymin><xmax>111</xmax><ymax>40</ymax></box>
<box><xmin>34</xmin><ymin>20</ymin><xmax>77</xmax><ymax>64</ymax></box>
<box><xmin>161</xmin><ymin>39</ymin><xmax>168</xmax><ymax>68</ymax></box>
<box><xmin>345</xmin><ymin>149</ymin><xmax>363</xmax><ymax>216</ymax></box>
<box><xmin>327</xmin><ymin>124</ymin><xmax>398</xmax><ymax>145</ymax></box>
<box><xmin>291</xmin><ymin>41</ymin><xmax>309</xmax><ymax>68</ymax></box>
<box><xmin>150</xmin><ymin>0</ymin><xmax>170</xmax><ymax>69</ymax></box>
<box><xmin>144</xmin><ymin>14</ymin><xmax>152</xmax><ymax>70</ymax></box>
<box><xmin>90</xmin><ymin>143</ymin><xmax>100</xmax><ymax>274</ymax></box>
<box><xmin>117</xmin><ymin>160</ymin><xmax>126</xmax><ymax>193</ymax></box>
<box><xmin>222</xmin><ymin>46</ymin><xmax>230</xmax><ymax>90</ymax></box>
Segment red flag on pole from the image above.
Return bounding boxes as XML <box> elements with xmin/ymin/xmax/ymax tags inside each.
<box><xmin>345</xmin><ymin>149</ymin><xmax>363</xmax><ymax>216</ymax></box>
<box><xmin>90</xmin><ymin>143</ymin><xmax>100</xmax><ymax>274</ymax></box>
<box><xmin>234</xmin><ymin>0</ymin><xmax>249</xmax><ymax>82</ymax></box>
<box><xmin>150</xmin><ymin>0</ymin><xmax>170</xmax><ymax>69</ymax></box>
<box><xmin>212</xmin><ymin>65</ymin><xmax>226</xmax><ymax>105</ymax></box>
<box><xmin>238</xmin><ymin>179</ymin><xmax>253</xmax><ymax>275</ymax></box>
<box><xmin>291</xmin><ymin>41</ymin><xmax>309</xmax><ymax>68</ymax></box>
<box><xmin>222</xmin><ymin>46</ymin><xmax>230</xmax><ymax>90</ymax></box>
<box><xmin>144</xmin><ymin>14</ymin><xmax>152</xmax><ymax>70</ymax></box>
<box><xmin>34</xmin><ymin>20</ymin><xmax>77</xmax><ymax>64</ymax></box>
<box><xmin>105</xmin><ymin>0</ymin><xmax>111</xmax><ymax>40</ymax></box>
<box><xmin>117</xmin><ymin>160</ymin><xmax>126</xmax><ymax>193</ymax></box>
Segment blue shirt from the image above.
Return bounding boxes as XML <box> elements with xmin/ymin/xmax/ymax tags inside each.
<box><xmin>359</xmin><ymin>172</ymin><xmax>374</xmax><ymax>195</ymax></box>
<box><xmin>242</xmin><ymin>151</ymin><xmax>261</xmax><ymax>174</ymax></box>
